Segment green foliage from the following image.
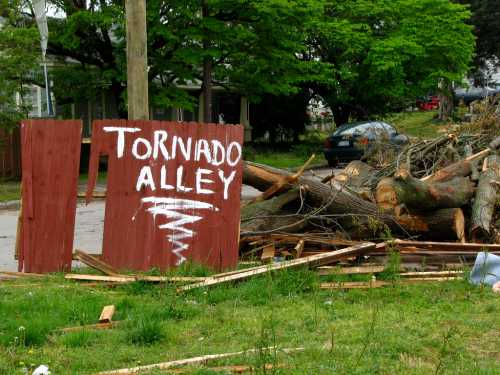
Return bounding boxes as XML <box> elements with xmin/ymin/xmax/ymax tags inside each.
<box><xmin>312</xmin><ymin>0</ymin><xmax>475</xmax><ymax>124</ymax></box>
<box><xmin>0</xmin><ymin>2</ymin><xmax>40</xmax><ymax>129</ymax></box>
<box><xmin>1</xmin><ymin>0</ymin><xmax>475</xmax><ymax>139</ymax></box>
<box><xmin>455</xmin><ymin>0</ymin><xmax>500</xmax><ymax>82</ymax></box>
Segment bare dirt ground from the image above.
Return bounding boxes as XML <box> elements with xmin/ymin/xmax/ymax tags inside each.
<box><xmin>0</xmin><ymin>168</ymin><xmax>337</xmax><ymax>271</ymax></box>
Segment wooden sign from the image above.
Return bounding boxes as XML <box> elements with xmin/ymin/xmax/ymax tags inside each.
<box><xmin>86</xmin><ymin>120</ymin><xmax>244</xmax><ymax>271</ymax></box>
<box><xmin>18</xmin><ymin>120</ymin><xmax>82</xmax><ymax>273</ymax></box>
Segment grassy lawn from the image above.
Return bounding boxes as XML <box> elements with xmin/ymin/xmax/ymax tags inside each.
<box><xmin>252</xmin><ymin>152</ymin><xmax>324</xmax><ymax>170</ymax></box>
<box><xmin>384</xmin><ymin>111</ymin><xmax>448</xmax><ymax>139</ymax></box>
<box><xmin>0</xmin><ymin>270</ymin><xmax>498</xmax><ymax>374</ymax></box>
<box><xmin>0</xmin><ymin>180</ymin><xmax>20</xmax><ymax>202</ymax></box>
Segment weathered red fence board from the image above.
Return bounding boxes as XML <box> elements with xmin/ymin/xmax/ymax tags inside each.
<box><xmin>19</xmin><ymin>120</ymin><xmax>82</xmax><ymax>273</ymax></box>
<box><xmin>87</xmin><ymin>120</ymin><xmax>244</xmax><ymax>271</ymax></box>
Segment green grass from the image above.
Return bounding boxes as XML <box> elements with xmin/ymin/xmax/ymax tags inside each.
<box><xmin>252</xmin><ymin>152</ymin><xmax>321</xmax><ymax>170</ymax></box>
<box><xmin>0</xmin><ymin>271</ymin><xmax>498</xmax><ymax>374</ymax></box>
<box><xmin>384</xmin><ymin>111</ymin><xmax>448</xmax><ymax>139</ymax></box>
<box><xmin>0</xmin><ymin>180</ymin><xmax>20</xmax><ymax>202</ymax></box>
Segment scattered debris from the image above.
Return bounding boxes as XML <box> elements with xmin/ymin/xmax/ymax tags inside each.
<box><xmin>95</xmin><ymin>347</ymin><xmax>304</xmax><ymax>375</ymax></box>
<box><xmin>177</xmin><ymin>242</ymin><xmax>376</xmax><ymax>293</ymax></box>
<box><xmin>470</xmin><ymin>252</ymin><xmax>500</xmax><ymax>286</ymax></box>
<box><xmin>73</xmin><ymin>249</ymin><xmax>121</xmax><ymax>277</ymax></box>
<box><xmin>32</xmin><ymin>365</ymin><xmax>50</xmax><ymax>375</ymax></box>
<box><xmin>60</xmin><ymin>305</ymin><xmax>122</xmax><ymax>333</ymax></box>
<box><xmin>99</xmin><ymin>305</ymin><xmax>116</xmax><ymax>323</ymax></box>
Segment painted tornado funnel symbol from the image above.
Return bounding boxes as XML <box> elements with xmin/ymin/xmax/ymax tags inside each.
<box><xmin>142</xmin><ymin>197</ymin><xmax>219</xmax><ymax>265</ymax></box>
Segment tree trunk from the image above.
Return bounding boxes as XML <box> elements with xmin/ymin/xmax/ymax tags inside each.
<box><xmin>394</xmin><ymin>208</ymin><xmax>465</xmax><ymax>242</ymax></box>
<box><xmin>438</xmin><ymin>79</ymin><xmax>454</xmax><ymax>121</ymax></box>
<box><xmin>243</xmin><ymin>162</ymin><xmax>465</xmax><ymax>240</ymax></box>
<box><xmin>201</xmin><ymin>0</ymin><xmax>212</xmax><ymax>123</ymax></box>
<box><xmin>241</xmin><ymin>188</ymin><xmax>306</xmax><ymax>234</ymax></box>
<box><xmin>334</xmin><ymin>160</ymin><xmax>374</xmax><ymax>199</ymax></box>
<box><xmin>376</xmin><ymin>173</ymin><xmax>474</xmax><ymax>211</ymax></box>
<box><xmin>335</xmin><ymin>161</ymin><xmax>374</xmax><ymax>187</ymax></box>
<box><xmin>332</xmin><ymin>106</ymin><xmax>350</xmax><ymax>126</ymax></box>
<box><xmin>471</xmin><ymin>155</ymin><xmax>500</xmax><ymax>239</ymax></box>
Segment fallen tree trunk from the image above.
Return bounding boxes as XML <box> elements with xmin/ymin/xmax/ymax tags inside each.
<box><xmin>471</xmin><ymin>155</ymin><xmax>500</xmax><ymax>239</ymax></box>
<box><xmin>243</xmin><ymin>162</ymin><xmax>465</xmax><ymax>240</ymax></box>
<box><xmin>334</xmin><ymin>160</ymin><xmax>374</xmax><ymax>187</ymax></box>
<box><xmin>376</xmin><ymin>172</ymin><xmax>474</xmax><ymax>211</ymax></box>
<box><xmin>394</xmin><ymin>208</ymin><xmax>465</xmax><ymax>241</ymax></box>
<box><xmin>241</xmin><ymin>188</ymin><xmax>307</xmax><ymax>234</ymax></box>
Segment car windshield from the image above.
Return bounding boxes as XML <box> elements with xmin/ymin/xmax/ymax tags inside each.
<box><xmin>334</xmin><ymin>122</ymin><xmax>395</xmax><ymax>136</ymax></box>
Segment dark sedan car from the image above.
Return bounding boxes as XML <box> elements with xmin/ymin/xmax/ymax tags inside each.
<box><xmin>323</xmin><ymin>121</ymin><xmax>409</xmax><ymax>167</ymax></box>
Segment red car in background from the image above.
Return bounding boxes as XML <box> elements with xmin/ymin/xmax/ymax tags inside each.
<box><xmin>417</xmin><ymin>96</ymin><xmax>439</xmax><ymax>111</ymax></box>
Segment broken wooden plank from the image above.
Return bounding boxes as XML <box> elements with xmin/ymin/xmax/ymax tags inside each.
<box><xmin>77</xmin><ymin>191</ymin><xmax>106</xmax><ymax>198</ymax></box>
<box><xmin>74</xmin><ymin>249</ymin><xmax>121</xmax><ymax>277</ymax></box>
<box><xmin>166</xmin><ymin>363</ymin><xmax>287</xmax><ymax>374</ymax></box>
<box><xmin>317</xmin><ymin>265</ymin><xmax>386</xmax><ymax>276</ymax></box>
<box><xmin>177</xmin><ymin>242</ymin><xmax>376</xmax><ymax>293</ymax></box>
<box><xmin>292</xmin><ymin>240</ymin><xmax>305</xmax><ymax>259</ymax></box>
<box><xmin>99</xmin><ymin>305</ymin><xmax>116</xmax><ymax>323</ymax></box>
<box><xmin>261</xmin><ymin>244</ymin><xmax>276</xmax><ymax>264</ymax></box>
<box><xmin>65</xmin><ymin>274</ymin><xmax>207</xmax><ymax>283</ymax></box>
<box><xmin>320</xmin><ymin>276</ymin><xmax>461</xmax><ymax>290</ymax></box>
<box><xmin>399</xmin><ymin>271</ymin><xmax>464</xmax><ymax>278</ymax></box>
<box><xmin>393</xmin><ymin>240</ymin><xmax>500</xmax><ymax>251</ymax></box>
<box><xmin>60</xmin><ymin>321</ymin><xmax>122</xmax><ymax>333</ymax></box>
<box><xmin>95</xmin><ymin>347</ymin><xmax>304</xmax><ymax>375</ymax></box>
<box><xmin>0</xmin><ymin>271</ymin><xmax>46</xmax><ymax>278</ymax></box>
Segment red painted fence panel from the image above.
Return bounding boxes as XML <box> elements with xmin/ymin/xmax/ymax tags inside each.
<box><xmin>86</xmin><ymin>120</ymin><xmax>244</xmax><ymax>271</ymax></box>
<box><xmin>19</xmin><ymin>120</ymin><xmax>82</xmax><ymax>273</ymax></box>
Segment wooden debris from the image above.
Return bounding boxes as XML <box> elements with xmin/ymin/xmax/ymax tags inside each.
<box><xmin>320</xmin><ymin>276</ymin><xmax>461</xmax><ymax>290</ymax></box>
<box><xmin>165</xmin><ymin>363</ymin><xmax>287</xmax><ymax>374</ymax></box>
<box><xmin>376</xmin><ymin>172</ymin><xmax>474</xmax><ymax>211</ymax></box>
<box><xmin>177</xmin><ymin>242</ymin><xmax>376</xmax><ymax>292</ymax></box>
<box><xmin>471</xmin><ymin>154</ymin><xmax>500</xmax><ymax>239</ymax></box>
<box><xmin>317</xmin><ymin>265</ymin><xmax>385</xmax><ymax>276</ymax></box>
<box><xmin>74</xmin><ymin>249</ymin><xmax>121</xmax><ymax>277</ymax></box>
<box><xmin>95</xmin><ymin>347</ymin><xmax>304</xmax><ymax>375</ymax></box>
<box><xmin>261</xmin><ymin>244</ymin><xmax>276</xmax><ymax>264</ymax></box>
<box><xmin>421</xmin><ymin>136</ymin><xmax>500</xmax><ymax>183</ymax></box>
<box><xmin>292</xmin><ymin>239</ymin><xmax>305</xmax><ymax>259</ymax></box>
<box><xmin>0</xmin><ymin>271</ymin><xmax>46</xmax><ymax>278</ymax></box>
<box><xmin>393</xmin><ymin>239</ymin><xmax>500</xmax><ymax>251</ymax></box>
<box><xmin>61</xmin><ymin>321</ymin><xmax>121</xmax><ymax>333</ymax></box>
<box><xmin>247</xmin><ymin>154</ymin><xmax>315</xmax><ymax>205</ymax></box>
<box><xmin>99</xmin><ymin>305</ymin><xmax>116</xmax><ymax>323</ymax></box>
<box><xmin>65</xmin><ymin>274</ymin><xmax>207</xmax><ymax>283</ymax></box>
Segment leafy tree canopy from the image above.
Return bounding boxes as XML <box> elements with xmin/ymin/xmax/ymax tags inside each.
<box><xmin>1</xmin><ymin>0</ymin><xmax>474</xmax><ymax>131</ymax></box>
<box><xmin>455</xmin><ymin>0</ymin><xmax>500</xmax><ymax>84</ymax></box>
<box><xmin>0</xmin><ymin>0</ymin><xmax>40</xmax><ymax>129</ymax></box>
<box><xmin>310</xmin><ymin>0</ymin><xmax>474</xmax><ymax>124</ymax></box>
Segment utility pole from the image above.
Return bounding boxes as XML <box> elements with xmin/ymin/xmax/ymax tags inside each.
<box><xmin>125</xmin><ymin>0</ymin><xmax>149</xmax><ymax>120</ymax></box>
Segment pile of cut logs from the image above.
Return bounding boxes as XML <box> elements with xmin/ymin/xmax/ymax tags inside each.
<box><xmin>241</xmin><ymin>135</ymin><xmax>500</xmax><ymax>245</ymax></box>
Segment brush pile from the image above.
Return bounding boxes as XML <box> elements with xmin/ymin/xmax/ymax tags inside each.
<box><xmin>240</xmin><ymin>100</ymin><xmax>500</xmax><ymax>258</ymax></box>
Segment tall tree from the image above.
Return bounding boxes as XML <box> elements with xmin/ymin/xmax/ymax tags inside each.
<box><xmin>0</xmin><ymin>0</ymin><xmax>40</xmax><ymax>129</ymax></box>
<box><xmin>3</xmin><ymin>0</ymin><xmax>328</xmax><ymax>122</ymax></box>
<box><xmin>310</xmin><ymin>0</ymin><xmax>474</xmax><ymax>124</ymax></box>
<box><xmin>455</xmin><ymin>0</ymin><xmax>500</xmax><ymax>85</ymax></box>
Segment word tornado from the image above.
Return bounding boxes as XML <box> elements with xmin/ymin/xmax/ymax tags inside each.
<box><xmin>142</xmin><ymin>197</ymin><xmax>219</xmax><ymax>265</ymax></box>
